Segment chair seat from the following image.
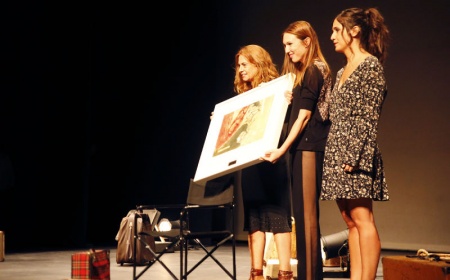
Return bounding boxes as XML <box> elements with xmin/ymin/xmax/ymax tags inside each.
<box><xmin>184</xmin><ymin>230</ymin><xmax>233</xmax><ymax>239</ymax></box>
<box><xmin>145</xmin><ymin>230</ymin><xmax>180</xmax><ymax>239</ymax></box>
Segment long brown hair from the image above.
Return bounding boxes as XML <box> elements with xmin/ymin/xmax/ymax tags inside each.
<box><xmin>281</xmin><ymin>21</ymin><xmax>331</xmax><ymax>88</ymax></box>
<box><xmin>234</xmin><ymin>45</ymin><xmax>279</xmax><ymax>94</ymax></box>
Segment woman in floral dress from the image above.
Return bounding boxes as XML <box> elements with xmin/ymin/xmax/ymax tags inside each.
<box><xmin>321</xmin><ymin>7</ymin><xmax>390</xmax><ymax>280</ymax></box>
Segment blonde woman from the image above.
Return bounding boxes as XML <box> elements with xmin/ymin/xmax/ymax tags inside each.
<box><xmin>233</xmin><ymin>45</ymin><xmax>293</xmax><ymax>280</ymax></box>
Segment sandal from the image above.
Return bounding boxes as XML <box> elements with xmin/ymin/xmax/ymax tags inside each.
<box><xmin>277</xmin><ymin>270</ymin><xmax>293</xmax><ymax>280</ymax></box>
<box><xmin>249</xmin><ymin>268</ymin><xmax>264</xmax><ymax>280</ymax></box>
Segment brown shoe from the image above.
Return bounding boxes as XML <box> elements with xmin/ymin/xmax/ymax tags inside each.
<box><xmin>249</xmin><ymin>268</ymin><xmax>264</xmax><ymax>280</ymax></box>
<box><xmin>277</xmin><ymin>270</ymin><xmax>293</xmax><ymax>280</ymax></box>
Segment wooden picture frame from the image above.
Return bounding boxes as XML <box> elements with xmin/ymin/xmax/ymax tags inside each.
<box><xmin>193</xmin><ymin>73</ymin><xmax>295</xmax><ymax>185</ymax></box>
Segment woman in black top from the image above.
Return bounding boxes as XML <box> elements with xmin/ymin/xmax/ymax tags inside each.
<box><xmin>263</xmin><ymin>20</ymin><xmax>332</xmax><ymax>280</ymax></box>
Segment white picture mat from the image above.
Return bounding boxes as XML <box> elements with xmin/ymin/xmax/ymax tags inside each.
<box><xmin>193</xmin><ymin>73</ymin><xmax>295</xmax><ymax>185</ymax></box>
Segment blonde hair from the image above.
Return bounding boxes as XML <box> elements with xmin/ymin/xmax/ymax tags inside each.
<box><xmin>281</xmin><ymin>21</ymin><xmax>331</xmax><ymax>88</ymax></box>
<box><xmin>234</xmin><ymin>45</ymin><xmax>279</xmax><ymax>94</ymax></box>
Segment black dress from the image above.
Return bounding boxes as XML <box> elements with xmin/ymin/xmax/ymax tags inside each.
<box><xmin>241</xmin><ymin>153</ymin><xmax>292</xmax><ymax>234</ymax></box>
<box><xmin>241</xmin><ymin>117</ymin><xmax>292</xmax><ymax>234</ymax></box>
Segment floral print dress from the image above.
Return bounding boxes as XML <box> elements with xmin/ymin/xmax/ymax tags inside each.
<box><xmin>320</xmin><ymin>56</ymin><xmax>390</xmax><ymax>201</ymax></box>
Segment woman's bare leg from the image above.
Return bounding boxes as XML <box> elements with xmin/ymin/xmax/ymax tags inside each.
<box><xmin>248</xmin><ymin>231</ymin><xmax>266</xmax><ymax>273</ymax></box>
<box><xmin>274</xmin><ymin>232</ymin><xmax>292</xmax><ymax>271</ymax></box>
<box><xmin>337</xmin><ymin>198</ymin><xmax>381</xmax><ymax>280</ymax></box>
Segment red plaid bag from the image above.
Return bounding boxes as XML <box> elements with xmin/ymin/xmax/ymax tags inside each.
<box><xmin>71</xmin><ymin>249</ymin><xmax>110</xmax><ymax>280</ymax></box>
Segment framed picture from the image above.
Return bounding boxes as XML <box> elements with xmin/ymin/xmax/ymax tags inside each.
<box><xmin>193</xmin><ymin>73</ymin><xmax>295</xmax><ymax>185</ymax></box>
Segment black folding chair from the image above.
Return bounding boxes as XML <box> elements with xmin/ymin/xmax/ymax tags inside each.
<box><xmin>132</xmin><ymin>175</ymin><xmax>237</xmax><ymax>280</ymax></box>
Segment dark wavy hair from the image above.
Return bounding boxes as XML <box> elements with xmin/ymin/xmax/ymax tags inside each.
<box><xmin>335</xmin><ymin>7</ymin><xmax>390</xmax><ymax>63</ymax></box>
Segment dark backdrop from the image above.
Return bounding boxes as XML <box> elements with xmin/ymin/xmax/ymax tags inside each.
<box><xmin>1</xmin><ymin>0</ymin><xmax>449</xmax><ymax>252</ymax></box>
<box><xmin>0</xmin><ymin>0</ymin><xmax>241</xmax><ymax>251</ymax></box>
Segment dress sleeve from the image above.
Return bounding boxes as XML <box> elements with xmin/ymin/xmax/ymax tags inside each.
<box><xmin>346</xmin><ymin>60</ymin><xmax>387</xmax><ymax>171</ymax></box>
<box><xmin>299</xmin><ymin>65</ymin><xmax>323</xmax><ymax>111</ymax></box>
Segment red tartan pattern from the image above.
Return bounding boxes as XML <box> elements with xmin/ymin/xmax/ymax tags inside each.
<box><xmin>71</xmin><ymin>249</ymin><xmax>110</xmax><ymax>280</ymax></box>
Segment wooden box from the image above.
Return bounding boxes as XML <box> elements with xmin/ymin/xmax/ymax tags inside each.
<box><xmin>382</xmin><ymin>256</ymin><xmax>450</xmax><ymax>280</ymax></box>
<box><xmin>0</xmin><ymin>231</ymin><xmax>4</xmax><ymax>262</ymax></box>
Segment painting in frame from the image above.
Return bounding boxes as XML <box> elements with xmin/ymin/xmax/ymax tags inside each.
<box><xmin>193</xmin><ymin>73</ymin><xmax>295</xmax><ymax>185</ymax></box>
